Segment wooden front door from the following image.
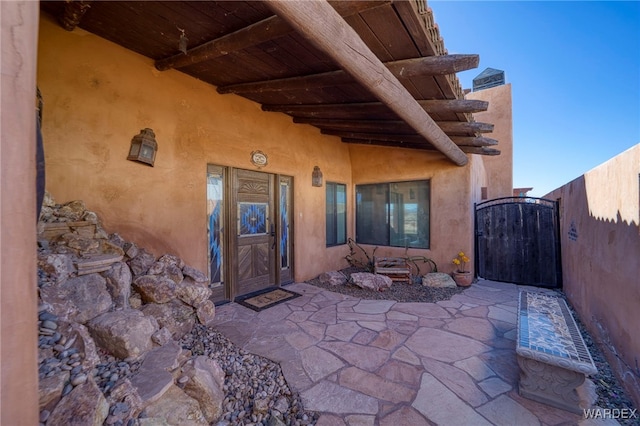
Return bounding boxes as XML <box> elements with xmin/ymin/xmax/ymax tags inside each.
<box><xmin>232</xmin><ymin>169</ymin><xmax>276</xmax><ymax>297</ymax></box>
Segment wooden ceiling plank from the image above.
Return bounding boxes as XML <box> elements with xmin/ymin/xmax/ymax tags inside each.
<box><xmin>295</xmin><ymin>117</ymin><xmax>493</xmax><ymax>134</ymax></box>
<box><xmin>342</xmin><ymin>138</ymin><xmax>500</xmax><ymax>155</ymax></box>
<box><xmin>155</xmin><ymin>0</ymin><xmax>391</xmax><ymax>71</ymax></box>
<box><xmin>217</xmin><ymin>54</ymin><xmax>478</xmax><ymax>94</ymax></box>
<box><xmin>263</xmin><ymin>99</ymin><xmax>488</xmax><ymax>116</ymax></box>
<box><xmin>359</xmin><ymin>4</ymin><xmax>419</xmax><ymax>60</ymax></box>
<box><xmin>322</xmin><ymin>130</ymin><xmax>497</xmax><ymax>147</ymax></box>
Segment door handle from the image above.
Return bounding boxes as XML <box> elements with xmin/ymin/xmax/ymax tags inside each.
<box><xmin>270</xmin><ymin>224</ymin><xmax>276</xmax><ymax>250</ymax></box>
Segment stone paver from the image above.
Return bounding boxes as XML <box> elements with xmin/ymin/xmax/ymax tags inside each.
<box><xmin>211</xmin><ymin>280</ymin><xmax>605</xmax><ymax>425</ymax></box>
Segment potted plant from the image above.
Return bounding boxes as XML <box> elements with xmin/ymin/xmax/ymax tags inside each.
<box><xmin>452</xmin><ymin>251</ymin><xmax>473</xmax><ymax>287</ymax></box>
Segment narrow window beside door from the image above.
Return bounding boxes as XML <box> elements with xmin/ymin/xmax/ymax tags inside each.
<box><xmin>207</xmin><ymin>165</ymin><xmax>224</xmax><ymax>287</ymax></box>
<box><xmin>326</xmin><ymin>182</ymin><xmax>347</xmax><ymax>246</ymax></box>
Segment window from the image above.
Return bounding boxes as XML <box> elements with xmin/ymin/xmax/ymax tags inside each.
<box><xmin>356</xmin><ymin>180</ymin><xmax>430</xmax><ymax>249</ymax></box>
<box><xmin>326</xmin><ymin>182</ymin><xmax>346</xmax><ymax>246</ymax></box>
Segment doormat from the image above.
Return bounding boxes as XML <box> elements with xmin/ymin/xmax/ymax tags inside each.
<box><xmin>235</xmin><ymin>287</ymin><xmax>301</xmax><ymax>312</ymax></box>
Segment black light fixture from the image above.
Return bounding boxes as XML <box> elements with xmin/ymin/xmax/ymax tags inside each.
<box><xmin>312</xmin><ymin>166</ymin><xmax>323</xmax><ymax>187</ymax></box>
<box><xmin>127</xmin><ymin>128</ymin><xmax>158</xmax><ymax>167</ymax></box>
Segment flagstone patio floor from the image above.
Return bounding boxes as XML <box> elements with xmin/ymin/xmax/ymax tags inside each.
<box><xmin>211</xmin><ymin>280</ymin><xmax>619</xmax><ymax>426</ymax></box>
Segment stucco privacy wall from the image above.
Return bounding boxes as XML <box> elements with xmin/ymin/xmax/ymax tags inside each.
<box><xmin>348</xmin><ymin>145</ymin><xmax>476</xmax><ymax>273</ymax></box>
<box><xmin>545</xmin><ymin>143</ymin><xmax>640</xmax><ymax>407</ymax></box>
<box><xmin>1</xmin><ymin>2</ymin><xmax>40</xmax><ymax>424</ymax></box>
<box><xmin>37</xmin><ymin>15</ymin><xmax>354</xmax><ymax>282</ymax></box>
<box><xmin>466</xmin><ymin>84</ymin><xmax>513</xmax><ymax>199</ymax></box>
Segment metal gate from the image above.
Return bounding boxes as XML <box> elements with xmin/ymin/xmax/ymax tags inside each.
<box><xmin>475</xmin><ymin>197</ymin><xmax>561</xmax><ymax>288</ymax></box>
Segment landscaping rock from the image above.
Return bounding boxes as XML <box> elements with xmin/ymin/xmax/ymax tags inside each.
<box><xmin>182</xmin><ymin>265</ymin><xmax>208</xmax><ymax>284</ymax></box>
<box><xmin>195</xmin><ymin>300</ymin><xmax>216</xmax><ymax>326</ymax></box>
<box><xmin>88</xmin><ymin>309</ymin><xmax>157</xmax><ymax>360</ymax></box>
<box><xmin>141</xmin><ymin>300</ymin><xmax>195</xmax><ymax>340</ymax></box>
<box><xmin>181</xmin><ymin>356</ymin><xmax>225</xmax><ymax>422</ymax></box>
<box><xmin>39</xmin><ymin>371</ymin><xmax>69</xmax><ymax>411</ymax></box>
<box><xmin>103</xmin><ymin>261</ymin><xmax>132</xmax><ymax>309</ymax></box>
<box><xmin>422</xmin><ymin>272</ymin><xmax>457</xmax><ymax>288</ymax></box>
<box><xmin>40</xmin><ymin>273</ymin><xmax>112</xmax><ymax>324</ymax></box>
<box><xmin>145</xmin><ymin>384</ymin><xmax>208</xmax><ymax>425</ymax></box>
<box><xmin>176</xmin><ymin>278</ymin><xmax>212</xmax><ymax>307</ymax></box>
<box><xmin>133</xmin><ymin>275</ymin><xmax>176</xmax><ymax>304</ymax></box>
<box><xmin>47</xmin><ymin>377</ymin><xmax>109</xmax><ymax>426</ymax></box>
<box><xmin>38</xmin><ymin>253</ymin><xmax>75</xmax><ymax>284</ymax></box>
<box><xmin>350</xmin><ymin>272</ymin><xmax>392</xmax><ymax>291</ymax></box>
<box><xmin>128</xmin><ymin>248</ymin><xmax>156</xmax><ymax>277</ymax></box>
<box><xmin>318</xmin><ymin>271</ymin><xmax>348</xmax><ymax>286</ymax></box>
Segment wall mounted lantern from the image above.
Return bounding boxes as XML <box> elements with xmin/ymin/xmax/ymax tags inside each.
<box><xmin>312</xmin><ymin>166</ymin><xmax>323</xmax><ymax>187</ymax></box>
<box><xmin>127</xmin><ymin>128</ymin><xmax>157</xmax><ymax>167</ymax></box>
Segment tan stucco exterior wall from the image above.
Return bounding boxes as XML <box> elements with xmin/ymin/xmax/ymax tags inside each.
<box><xmin>37</xmin><ymin>15</ymin><xmax>353</xmax><ymax>282</ymax></box>
<box><xmin>545</xmin><ymin>144</ymin><xmax>640</xmax><ymax>407</ymax></box>
<box><xmin>348</xmin><ymin>145</ymin><xmax>476</xmax><ymax>273</ymax></box>
<box><xmin>467</xmin><ymin>84</ymin><xmax>513</xmax><ymax>199</ymax></box>
<box><xmin>1</xmin><ymin>2</ymin><xmax>40</xmax><ymax>424</ymax></box>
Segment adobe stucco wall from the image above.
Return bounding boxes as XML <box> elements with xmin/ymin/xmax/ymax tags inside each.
<box><xmin>348</xmin><ymin>145</ymin><xmax>476</xmax><ymax>273</ymax></box>
<box><xmin>466</xmin><ymin>84</ymin><xmax>513</xmax><ymax>199</ymax></box>
<box><xmin>37</xmin><ymin>14</ymin><xmax>353</xmax><ymax>282</ymax></box>
<box><xmin>545</xmin><ymin>144</ymin><xmax>640</xmax><ymax>407</ymax></box>
<box><xmin>1</xmin><ymin>2</ymin><xmax>39</xmax><ymax>424</ymax></box>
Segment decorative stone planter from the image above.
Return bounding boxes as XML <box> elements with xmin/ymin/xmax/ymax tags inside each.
<box><xmin>452</xmin><ymin>271</ymin><xmax>473</xmax><ymax>287</ymax></box>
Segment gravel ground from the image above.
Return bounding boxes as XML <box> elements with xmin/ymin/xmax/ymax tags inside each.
<box><xmin>305</xmin><ymin>267</ymin><xmax>467</xmax><ymax>303</ymax></box>
<box><xmin>558</xmin><ymin>293</ymin><xmax>638</xmax><ymax>425</ymax></box>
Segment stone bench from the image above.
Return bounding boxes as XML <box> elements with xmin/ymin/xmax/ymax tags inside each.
<box><xmin>516</xmin><ymin>290</ymin><xmax>598</xmax><ymax>414</ymax></box>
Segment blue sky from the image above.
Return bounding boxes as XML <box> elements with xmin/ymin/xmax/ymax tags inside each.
<box><xmin>430</xmin><ymin>1</ymin><xmax>640</xmax><ymax>197</ymax></box>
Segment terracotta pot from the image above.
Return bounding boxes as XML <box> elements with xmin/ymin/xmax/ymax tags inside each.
<box><xmin>452</xmin><ymin>271</ymin><xmax>473</xmax><ymax>287</ymax></box>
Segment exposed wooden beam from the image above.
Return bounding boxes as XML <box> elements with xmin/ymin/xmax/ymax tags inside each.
<box><xmin>155</xmin><ymin>1</ymin><xmax>390</xmax><ymax>71</ymax></box>
<box><xmin>60</xmin><ymin>0</ymin><xmax>92</xmax><ymax>31</ymax></box>
<box><xmin>262</xmin><ymin>99</ymin><xmax>488</xmax><ymax>119</ymax></box>
<box><xmin>295</xmin><ymin>117</ymin><xmax>494</xmax><ymax>134</ymax></box>
<box><xmin>450</xmin><ymin>136</ymin><xmax>499</xmax><ymax>146</ymax></box>
<box><xmin>320</xmin><ymin>130</ymin><xmax>497</xmax><ymax>147</ymax></box>
<box><xmin>263</xmin><ymin>1</ymin><xmax>470</xmax><ymax>164</ymax></box>
<box><xmin>218</xmin><ymin>54</ymin><xmax>478</xmax><ymax>95</ymax></box>
<box><xmin>342</xmin><ymin>138</ymin><xmax>500</xmax><ymax>155</ymax></box>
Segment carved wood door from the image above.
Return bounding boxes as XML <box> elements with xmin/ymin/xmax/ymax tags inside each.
<box><xmin>232</xmin><ymin>169</ymin><xmax>276</xmax><ymax>297</ymax></box>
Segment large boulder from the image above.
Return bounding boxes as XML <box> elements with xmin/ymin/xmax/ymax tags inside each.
<box><xmin>88</xmin><ymin>309</ymin><xmax>157</xmax><ymax>360</ymax></box>
<box><xmin>181</xmin><ymin>356</ymin><xmax>225</xmax><ymax>423</ymax></box>
<box><xmin>47</xmin><ymin>377</ymin><xmax>109</xmax><ymax>426</ymax></box>
<box><xmin>40</xmin><ymin>273</ymin><xmax>112</xmax><ymax>324</ymax></box>
<box><xmin>141</xmin><ymin>300</ymin><xmax>196</xmax><ymax>340</ymax></box>
<box><xmin>133</xmin><ymin>275</ymin><xmax>176</xmax><ymax>304</ymax></box>
<box><xmin>144</xmin><ymin>385</ymin><xmax>208</xmax><ymax>426</ymax></box>
<box><xmin>176</xmin><ymin>278</ymin><xmax>212</xmax><ymax>307</ymax></box>
<box><xmin>350</xmin><ymin>272</ymin><xmax>393</xmax><ymax>291</ymax></box>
